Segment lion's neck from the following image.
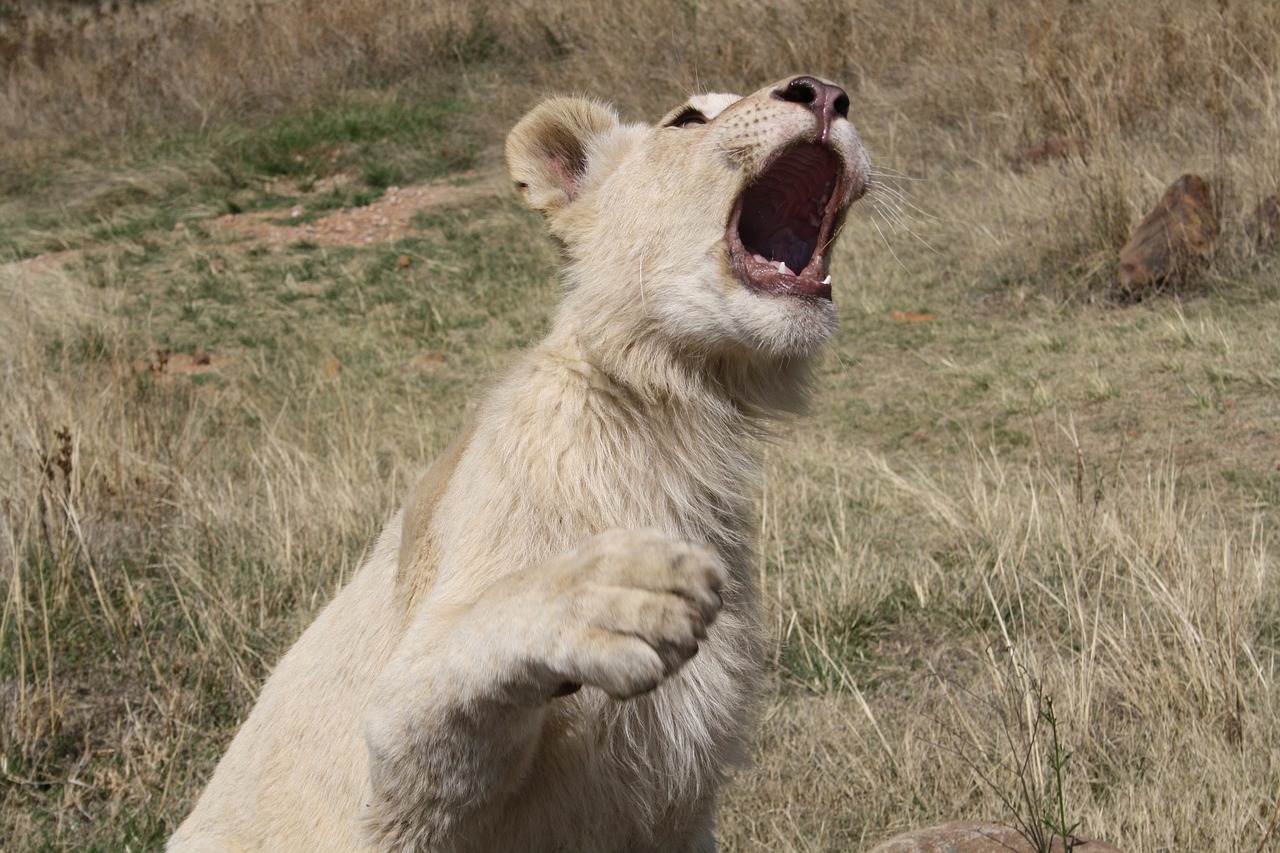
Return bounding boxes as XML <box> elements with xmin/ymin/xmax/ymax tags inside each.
<box><xmin>550</xmin><ymin>314</ymin><xmax>815</xmax><ymax>427</ymax></box>
<box><xmin>510</xmin><ymin>325</ymin><xmax>766</xmax><ymax>555</ymax></box>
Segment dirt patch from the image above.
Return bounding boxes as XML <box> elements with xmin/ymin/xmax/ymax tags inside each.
<box><xmin>130</xmin><ymin>348</ymin><xmax>233</xmax><ymax>384</ymax></box>
<box><xmin>212</xmin><ymin>171</ymin><xmax>505</xmax><ymax>250</ymax></box>
<box><xmin>2</xmin><ymin>249</ymin><xmax>82</xmax><ymax>274</ymax></box>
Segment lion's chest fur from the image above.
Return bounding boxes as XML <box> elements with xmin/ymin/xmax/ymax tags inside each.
<box><xmin>424</xmin><ymin>333</ymin><xmax>763</xmax><ymax>603</ymax></box>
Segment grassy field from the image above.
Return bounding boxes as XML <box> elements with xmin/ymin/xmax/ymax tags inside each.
<box><xmin>2</xmin><ymin>1</ymin><xmax>1279</xmax><ymax>850</ymax></box>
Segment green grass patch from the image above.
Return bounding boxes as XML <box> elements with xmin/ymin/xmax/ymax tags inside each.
<box><xmin>221</xmin><ymin>93</ymin><xmax>476</xmax><ymax>184</ymax></box>
<box><xmin>780</xmin><ymin>604</ymin><xmax>884</xmax><ymax>693</ymax></box>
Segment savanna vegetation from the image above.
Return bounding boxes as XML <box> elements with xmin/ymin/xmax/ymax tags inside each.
<box><xmin>2</xmin><ymin>0</ymin><xmax>1278</xmax><ymax>850</ymax></box>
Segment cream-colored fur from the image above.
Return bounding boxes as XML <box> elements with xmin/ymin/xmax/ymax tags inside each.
<box><xmin>169</xmin><ymin>76</ymin><xmax>869</xmax><ymax>853</ymax></box>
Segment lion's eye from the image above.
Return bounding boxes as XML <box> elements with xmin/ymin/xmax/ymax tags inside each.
<box><xmin>669</xmin><ymin>110</ymin><xmax>708</xmax><ymax>128</ymax></box>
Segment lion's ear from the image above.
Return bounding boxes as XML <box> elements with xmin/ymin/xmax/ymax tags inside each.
<box><xmin>505</xmin><ymin>97</ymin><xmax>620</xmax><ymax>219</ymax></box>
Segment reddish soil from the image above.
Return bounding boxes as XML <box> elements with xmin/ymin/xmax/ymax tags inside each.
<box><xmin>212</xmin><ymin>171</ymin><xmax>502</xmax><ymax>249</ymax></box>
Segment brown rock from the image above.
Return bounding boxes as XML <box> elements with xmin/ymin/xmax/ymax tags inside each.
<box><xmin>1117</xmin><ymin>173</ymin><xmax>1218</xmax><ymax>297</ymax></box>
<box><xmin>321</xmin><ymin>358</ymin><xmax>342</xmax><ymax>377</ymax></box>
<box><xmin>870</xmin><ymin>821</ymin><xmax>1125</xmax><ymax>853</ymax></box>
<box><xmin>1247</xmin><ymin>194</ymin><xmax>1280</xmax><ymax>251</ymax></box>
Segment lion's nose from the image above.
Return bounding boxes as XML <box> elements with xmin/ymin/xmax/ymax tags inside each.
<box><xmin>773</xmin><ymin>76</ymin><xmax>850</xmax><ymax>143</ymax></box>
<box><xmin>774</xmin><ymin>76</ymin><xmax>850</xmax><ymax>127</ymax></box>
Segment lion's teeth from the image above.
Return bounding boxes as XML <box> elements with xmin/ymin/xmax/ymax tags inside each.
<box><xmin>822</xmin><ymin>275</ymin><xmax>832</xmax><ymax>285</ymax></box>
<box><xmin>778</xmin><ymin>261</ymin><xmax>792</xmax><ymax>275</ymax></box>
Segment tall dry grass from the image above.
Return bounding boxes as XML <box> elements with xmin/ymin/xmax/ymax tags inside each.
<box><xmin>0</xmin><ymin>255</ymin><xmax>442</xmax><ymax>841</ymax></box>
<box><xmin>4</xmin><ymin>0</ymin><xmax>1279</xmax><ymax>147</ymax></box>
<box><xmin>725</xmin><ymin>439</ymin><xmax>1279</xmax><ymax>851</ymax></box>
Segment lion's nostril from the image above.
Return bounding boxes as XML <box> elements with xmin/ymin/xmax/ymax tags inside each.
<box><xmin>776</xmin><ymin>77</ymin><xmax>820</xmax><ymax>107</ymax></box>
<box><xmin>833</xmin><ymin>92</ymin><xmax>850</xmax><ymax>119</ymax></box>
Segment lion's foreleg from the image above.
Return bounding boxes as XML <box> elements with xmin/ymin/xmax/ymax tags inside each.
<box><xmin>360</xmin><ymin>528</ymin><xmax>725</xmax><ymax>850</ymax></box>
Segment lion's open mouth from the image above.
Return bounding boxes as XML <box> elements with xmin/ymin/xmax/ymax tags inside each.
<box><xmin>728</xmin><ymin>142</ymin><xmax>843</xmax><ymax>300</ymax></box>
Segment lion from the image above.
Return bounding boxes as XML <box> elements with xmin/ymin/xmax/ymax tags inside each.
<box><xmin>168</xmin><ymin>74</ymin><xmax>870</xmax><ymax>853</ymax></box>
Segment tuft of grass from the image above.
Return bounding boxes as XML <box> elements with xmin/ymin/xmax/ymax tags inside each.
<box><xmin>932</xmin><ymin>650</ymin><xmax>1085</xmax><ymax>853</ymax></box>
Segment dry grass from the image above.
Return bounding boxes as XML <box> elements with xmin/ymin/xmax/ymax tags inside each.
<box><xmin>2</xmin><ymin>0</ymin><xmax>1280</xmax><ymax>850</ymax></box>
<box><xmin>728</xmin><ymin>442</ymin><xmax>1278</xmax><ymax>850</ymax></box>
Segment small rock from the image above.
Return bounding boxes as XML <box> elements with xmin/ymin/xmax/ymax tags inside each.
<box><xmin>1117</xmin><ymin>173</ymin><xmax>1217</xmax><ymax>298</ymax></box>
<box><xmin>396</xmin><ymin>255</ymin><xmax>412</xmax><ymax>269</ymax></box>
<box><xmin>321</xmin><ymin>358</ymin><xmax>342</xmax><ymax>377</ymax></box>
<box><xmin>869</xmin><ymin>821</ymin><xmax>1125</xmax><ymax>853</ymax></box>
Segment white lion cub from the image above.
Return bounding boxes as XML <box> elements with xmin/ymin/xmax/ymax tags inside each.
<box><xmin>169</xmin><ymin>75</ymin><xmax>869</xmax><ymax>853</ymax></box>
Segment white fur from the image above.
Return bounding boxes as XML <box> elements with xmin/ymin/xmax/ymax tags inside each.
<box><xmin>168</xmin><ymin>76</ymin><xmax>869</xmax><ymax>853</ymax></box>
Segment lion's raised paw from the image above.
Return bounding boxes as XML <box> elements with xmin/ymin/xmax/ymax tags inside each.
<box><xmin>478</xmin><ymin>529</ymin><xmax>726</xmax><ymax>701</ymax></box>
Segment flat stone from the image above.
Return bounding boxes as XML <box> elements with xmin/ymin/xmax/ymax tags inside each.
<box><xmin>869</xmin><ymin>820</ymin><xmax>1125</xmax><ymax>853</ymax></box>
